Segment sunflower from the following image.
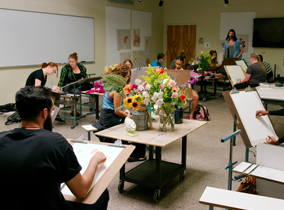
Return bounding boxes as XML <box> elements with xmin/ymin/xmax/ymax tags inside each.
<box><xmin>182</xmin><ymin>99</ymin><xmax>187</xmax><ymax>106</ymax></box>
<box><xmin>131</xmin><ymin>100</ymin><xmax>141</xmax><ymax>110</ymax></box>
<box><xmin>124</xmin><ymin>97</ymin><xmax>133</xmax><ymax>109</ymax></box>
<box><xmin>133</xmin><ymin>94</ymin><xmax>143</xmax><ymax>103</ymax></box>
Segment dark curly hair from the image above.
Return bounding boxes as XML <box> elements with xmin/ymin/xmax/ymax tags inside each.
<box><xmin>105</xmin><ymin>63</ymin><xmax>131</xmax><ymax>83</ymax></box>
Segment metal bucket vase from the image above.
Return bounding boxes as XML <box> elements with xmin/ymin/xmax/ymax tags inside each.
<box><xmin>132</xmin><ymin>104</ymin><xmax>149</xmax><ymax>131</ymax></box>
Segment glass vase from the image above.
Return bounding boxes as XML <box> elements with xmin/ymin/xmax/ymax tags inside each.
<box><xmin>159</xmin><ymin>103</ymin><xmax>175</xmax><ymax>132</ymax></box>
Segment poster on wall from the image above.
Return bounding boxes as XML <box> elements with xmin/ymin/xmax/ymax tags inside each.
<box><xmin>238</xmin><ymin>34</ymin><xmax>249</xmax><ymax>53</ymax></box>
<box><xmin>132</xmin><ymin>50</ymin><xmax>146</xmax><ymax>68</ymax></box>
<box><xmin>133</xmin><ymin>29</ymin><xmax>141</xmax><ymax>47</ymax></box>
<box><xmin>116</xmin><ymin>29</ymin><xmax>131</xmax><ymax>50</ymax></box>
<box><xmin>144</xmin><ymin>36</ymin><xmax>151</xmax><ymax>53</ymax></box>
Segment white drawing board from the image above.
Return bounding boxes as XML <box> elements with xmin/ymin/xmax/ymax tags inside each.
<box><xmin>225</xmin><ymin>65</ymin><xmax>246</xmax><ymax>86</ymax></box>
<box><xmin>256</xmin><ymin>86</ymin><xmax>284</xmax><ymax>100</ymax></box>
<box><xmin>256</xmin><ymin>144</ymin><xmax>284</xmax><ymax>199</ymax></box>
<box><xmin>61</xmin><ymin>143</ymin><xmax>123</xmax><ymax>196</ymax></box>
<box><xmin>230</xmin><ymin>91</ymin><xmax>278</xmax><ymax>147</ymax></box>
<box><xmin>235</xmin><ymin>60</ymin><xmax>248</xmax><ymax>72</ymax></box>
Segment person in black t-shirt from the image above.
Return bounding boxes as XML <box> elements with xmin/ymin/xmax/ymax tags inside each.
<box><xmin>25</xmin><ymin>62</ymin><xmax>61</xmax><ymax>93</ymax></box>
<box><xmin>0</xmin><ymin>86</ymin><xmax>109</xmax><ymax>210</ymax></box>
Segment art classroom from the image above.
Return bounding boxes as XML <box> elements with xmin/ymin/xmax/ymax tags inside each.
<box><xmin>1</xmin><ymin>0</ymin><xmax>284</xmax><ymax>209</ymax></box>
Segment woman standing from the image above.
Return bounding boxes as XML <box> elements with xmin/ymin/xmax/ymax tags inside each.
<box><xmin>222</xmin><ymin>29</ymin><xmax>244</xmax><ymax>61</ymax></box>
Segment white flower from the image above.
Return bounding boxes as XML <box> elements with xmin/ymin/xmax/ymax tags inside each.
<box><xmin>163</xmin><ymin>79</ymin><xmax>169</xmax><ymax>84</ymax></box>
<box><xmin>142</xmin><ymin>91</ymin><xmax>149</xmax><ymax>98</ymax></box>
<box><xmin>155</xmin><ymin>98</ymin><xmax>164</xmax><ymax>108</ymax></box>
<box><xmin>151</xmin><ymin>95</ymin><xmax>157</xmax><ymax>103</ymax></box>
<box><xmin>145</xmin><ymin>83</ymin><xmax>152</xmax><ymax>90</ymax></box>
<box><xmin>143</xmin><ymin>97</ymin><xmax>150</xmax><ymax>105</ymax></box>
<box><xmin>157</xmin><ymin>91</ymin><xmax>163</xmax><ymax>99</ymax></box>
<box><xmin>135</xmin><ymin>78</ymin><xmax>142</xmax><ymax>85</ymax></box>
<box><xmin>138</xmin><ymin>85</ymin><xmax>144</xmax><ymax>91</ymax></box>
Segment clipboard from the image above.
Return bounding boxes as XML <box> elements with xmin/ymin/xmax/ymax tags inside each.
<box><xmin>63</xmin><ymin>140</ymin><xmax>135</xmax><ymax>204</ymax></box>
<box><xmin>61</xmin><ymin>76</ymin><xmax>102</xmax><ymax>89</ymax></box>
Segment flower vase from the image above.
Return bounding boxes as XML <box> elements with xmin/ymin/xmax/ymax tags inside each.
<box><xmin>159</xmin><ymin>103</ymin><xmax>175</xmax><ymax>132</ymax></box>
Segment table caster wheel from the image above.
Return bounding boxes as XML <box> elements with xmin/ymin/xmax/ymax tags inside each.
<box><xmin>153</xmin><ymin>189</ymin><xmax>161</xmax><ymax>202</ymax></box>
<box><xmin>118</xmin><ymin>181</ymin><xmax>124</xmax><ymax>193</ymax></box>
<box><xmin>180</xmin><ymin>170</ymin><xmax>186</xmax><ymax>181</ymax></box>
<box><xmin>202</xmin><ymin>98</ymin><xmax>206</xmax><ymax>102</ymax></box>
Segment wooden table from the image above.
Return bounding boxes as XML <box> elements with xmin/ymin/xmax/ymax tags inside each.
<box><xmin>95</xmin><ymin>116</ymin><xmax>207</xmax><ymax>202</ymax></box>
<box><xmin>64</xmin><ymin>140</ymin><xmax>135</xmax><ymax>204</ymax></box>
<box><xmin>198</xmin><ymin>76</ymin><xmax>226</xmax><ymax>102</ymax></box>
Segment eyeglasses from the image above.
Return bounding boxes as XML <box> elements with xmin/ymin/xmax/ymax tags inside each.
<box><xmin>52</xmin><ymin>67</ymin><xmax>57</xmax><ymax>73</ymax></box>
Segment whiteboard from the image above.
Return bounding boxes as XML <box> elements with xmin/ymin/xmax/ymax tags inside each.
<box><xmin>225</xmin><ymin>65</ymin><xmax>245</xmax><ymax>86</ymax></box>
<box><xmin>0</xmin><ymin>9</ymin><xmax>94</xmax><ymax>67</ymax></box>
<box><xmin>230</xmin><ymin>91</ymin><xmax>278</xmax><ymax>147</ymax></box>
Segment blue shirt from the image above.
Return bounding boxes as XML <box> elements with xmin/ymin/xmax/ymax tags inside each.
<box><xmin>150</xmin><ymin>60</ymin><xmax>162</xmax><ymax>68</ymax></box>
<box><xmin>223</xmin><ymin>39</ymin><xmax>243</xmax><ymax>59</ymax></box>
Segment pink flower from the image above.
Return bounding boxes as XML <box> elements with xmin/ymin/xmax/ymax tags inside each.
<box><xmin>159</xmin><ymin>84</ymin><xmax>165</xmax><ymax>90</ymax></box>
<box><xmin>168</xmin><ymin>80</ymin><xmax>176</xmax><ymax>87</ymax></box>
<box><xmin>172</xmin><ymin>92</ymin><xmax>178</xmax><ymax>98</ymax></box>
<box><xmin>201</xmin><ymin>51</ymin><xmax>204</xmax><ymax>54</ymax></box>
<box><xmin>133</xmin><ymin>84</ymin><xmax>138</xmax><ymax>89</ymax></box>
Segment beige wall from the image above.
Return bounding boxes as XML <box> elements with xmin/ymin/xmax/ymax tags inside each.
<box><xmin>164</xmin><ymin>0</ymin><xmax>284</xmax><ymax>76</ymax></box>
<box><xmin>0</xmin><ymin>0</ymin><xmax>164</xmax><ymax>104</ymax></box>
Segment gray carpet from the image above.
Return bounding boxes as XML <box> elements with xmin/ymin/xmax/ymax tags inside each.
<box><xmin>1</xmin><ymin>88</ymin><xmax>283</xmax><ymax>210</ymax></box>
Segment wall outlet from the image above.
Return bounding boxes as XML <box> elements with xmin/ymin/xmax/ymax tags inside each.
<box><xmin>204</xmin><ymin>42</ymin><xmax>210</xmax><ymax>48</ymax></box>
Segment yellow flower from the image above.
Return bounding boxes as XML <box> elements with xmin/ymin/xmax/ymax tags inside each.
<box><xmin>131</xmin><ymin>100</ymin><xmax>141</xmax><ymax>110</ymax></box>
<box><xmin>104</xmin><ymin>66</ymin><xmax>108</xmax><ymax>72</ymax></box>
<box><xmin>124</xmin><ymin>97</ymin><xmax>133</xmax><ymax>109</ymax></box>
<box><xmin>182</xmin><ymin>99</ymin><xmax>187</xmax><ymax>106</ymax></box>
<box><xmin>133</xmin><ymin>95</ymin><xmax>143</xmax><ymax>103</ymax></box>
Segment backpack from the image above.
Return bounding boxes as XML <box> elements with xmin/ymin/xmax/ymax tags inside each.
<box><xmin>193</xmin><ymin>104</ymin><xmax>211</xmax><ymax>121</ymax></box>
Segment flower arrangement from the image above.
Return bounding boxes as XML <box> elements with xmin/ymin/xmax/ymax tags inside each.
<box><xmin>188</xmin><ymin>51</ymin><xmax>212</xmax><ymax>71</ymax></box>
<box><xmin>86</xmin><ymin>80</ymin><xmax>105</xmax><ymax>94</ymax></box>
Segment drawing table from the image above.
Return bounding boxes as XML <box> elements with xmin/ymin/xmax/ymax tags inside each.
<box><xmin>81</xmin><ymin>91</ymin><xmax>104</xmax><ymax>120</ymax></box>
<box><xmin>95</xmin><ymin>116</ymin><xmax>207</xmax><ymax>202</ymax></box>
<box><xmin>256</xmin><ymin>85</ymin><xmax>284</xmax><ymax>108</ymax></box>
<box><xmin>64</xmin><ymin>140</ymin><xmax>135</xmax><ymax>204</ymax></box>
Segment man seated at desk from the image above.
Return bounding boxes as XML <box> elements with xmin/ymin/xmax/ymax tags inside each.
<box><xmin>0</xmin><ymin>86</ymin><xmax>109</xmax><ymax>210</ymax></box>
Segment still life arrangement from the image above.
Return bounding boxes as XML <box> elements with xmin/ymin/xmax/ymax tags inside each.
<box><xmin>188</xmin><ymin>51</ymin><xmax>212</xmax><ymax>72</ymax></box>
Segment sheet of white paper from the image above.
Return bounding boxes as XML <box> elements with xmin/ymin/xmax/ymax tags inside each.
<box><xmin>226</xmin><ymin>65</ymin><xmax>245</xmax><ymax>85</ymax></box>
<box><xmin>61</xmin><ymin>143</ymin><xmax>123</xmax><ymax>196</ymax></box>
<box><xmin>230</xmin><ymin>91</ymin><xmax>278</xmax><ymax>146</ymax></box>
<box><xmin>257</xmin><ymin>87</ymin><xmax>284</xmax><ymax>100</ymax></box>
<box><xmin>235</xmin><ymin>60</ymin><xmax>247</xmax><ymax>72</ymax></box>
<box><xmin>233</xmin><ymin>162</ymin><xmax>253</xmax><ymax>173</ymax></box>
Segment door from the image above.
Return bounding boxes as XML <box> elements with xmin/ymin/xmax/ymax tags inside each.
<box><xmin>167</xmin><ymin>25</ymin><xmax>196</xmax><ymax>68</ymax></box>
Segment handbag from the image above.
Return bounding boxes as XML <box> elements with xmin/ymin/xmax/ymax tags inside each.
<box><xmin>236</xmin><ymin>176</ymin><xmax>256</xmax><ymax>194</ymax></box>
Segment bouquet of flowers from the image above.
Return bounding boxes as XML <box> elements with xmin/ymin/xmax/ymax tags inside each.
<box><xmin>86</xmin><ymin>80</ymin><xmax>105</xmax><ymax>94</ymax></box>
<box><xmin>188</xmin><ymin>51</ymin><xmax>212</xmax><ymax>72</ymax></box>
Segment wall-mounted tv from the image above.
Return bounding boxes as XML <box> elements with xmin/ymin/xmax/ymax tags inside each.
<box><xmin>253</xmin><ymin>18</ymin><xmax>284</xmax><ymax>48</ymax></box>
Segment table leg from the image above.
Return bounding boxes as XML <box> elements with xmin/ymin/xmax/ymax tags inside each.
<box><xmin>214</xmin><ymin>78</ymin><xmax>217</xmax><ymax>96</ymax></box>
<box><xmin>95</xmin><ymin>95</ymin><xmax>99</xmax><ymax>120</ymax></box>
<box><xmin>155</xmin><ymin>146</ymin><xmax>162</xmax><ymax>187</ymax></box>
<box><xmin>149</xmin><ymin>145</ymin><xmax>154</xmax><ymax>160</ymax></box>
<box><xmin>182</xmin><ymin>136</ymin><xmax>187</xmax><ymax>167</ymax></box>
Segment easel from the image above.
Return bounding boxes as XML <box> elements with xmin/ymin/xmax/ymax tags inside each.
<box><xmin>224</xmin><ymin>65</ymin><xmax>245</xmax><ymax>87</ymax></box>
<box><xmin>58</xmin><ymin>76</ymin><xmax>101</xmax><ymax>129</ymax></box>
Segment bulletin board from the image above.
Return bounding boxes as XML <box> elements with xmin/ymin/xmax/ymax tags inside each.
<box><xmin>0</xmin><ymin>8</ymin><xmax>94</xmax><ymax>67</ymax></box>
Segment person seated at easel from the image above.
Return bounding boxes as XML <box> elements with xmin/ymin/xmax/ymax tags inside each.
<box><xmin>151</xmin><ymin>53</ymin><xmax>165</xmax><ymax>68</ymax></box>
<box><xmin>92</xmin><ymin>63</ymin><xmax>146</xmax><ymax>162</ymax></box>
<box><xmin>171</xmin><ymin>56</ymin><xmax>199</xmax><ymax>120</ymax></box>
<box><xmin>209</xmin><ymin>50</ymin><xmax>220</xmax><ymax>73</ymax></box>
<box><xmin>169</xmin><ymin>51</ymin><xmax>186</xmax><ymax>69</ymax></box>
<box><xmin>256</xmin><ymin>109</ymin><xmax>284</xmax><ymax>144</ymax></box>
<box><xmin>234</xmin><ymin>53</ymin><xmax>267</xmax><ymax>89</ymax></box>
<box><xmin>0</xmin><ymin>86</ymin><xmax>109</xmax><ymax>210</ymax></box>
<box><xmin>25</xmin><ymin>62</ymin><xmax>60</xmax><ymax>92</ymax></box>
<box><xmin>58</xmin><ymin>52</ymin><xmax>92</xmax><ymax>116</ymax></box>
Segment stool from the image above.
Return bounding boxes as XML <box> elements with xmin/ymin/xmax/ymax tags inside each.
<box><xmin>81</xmin><ymin>125</ymin><xmax>98</xmax><ymax>140</ymax></box>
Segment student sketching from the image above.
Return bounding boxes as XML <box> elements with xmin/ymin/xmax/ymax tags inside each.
<box><xmin>58</xmin><ymin>52</ymin><xmax>92</xmax><ymax>116</ymax></box>
<box><xmin>25</xmin><ymin>62</ymin><xmax>60</xmax><ymax>92</ymax></box>
<box><xmin>93</xmin><ymin>63</ymin><xmax>146</xmax><ymax>162</ymax></box>
<box><xmin>222</xmin><ymin>29</ymin><xmax>244</xmax><ymax>62</ymax></box>
<box><xmin>234</xmin><ymin>53</ymin><xmax>267</xmax><ymax>89</ymax></box>
<box><xmin>150</xmin><ymin>53</ymin><xmax>165</xmax><ymax>68</ymax></box>
<box><xmin>209</xmin><ymin>50</ymin><xmax>220</xmax><ymax>72</ymax></box>
<box><xmin>256</xmin><ymin>109</ymin><xmax>284</xmax><ymax>144</ymax></box>
<box><xmin>0</xmin><ymin>86</ymin><xmax>109</xmax><ymax>210</ymax></box>
<box><xmin>171</xmin><ymin>56</ymin><xmax>199</xmax><ymax>120</ymax></box>
<box><xmin>259</xmin><ymin>54</ymin><xmax>274</xmax><ymax>82</ymax></box>
<box><xmin>169</xmin><ymin>51</ymin><xmax>186</xmax><ymax>69</ymax></box>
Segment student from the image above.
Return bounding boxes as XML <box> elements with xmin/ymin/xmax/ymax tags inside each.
<box><xmin>256</xmin><ymin>109</ymin><xmax>284</xmax><ymax>144</ymax></box>
<box><xmin>0</xmin><ymin>86</ymin><xmax>109</xmax><ymax>210</ymax></box>
<box><xmin>58</xmin><ymin>52</ymin><xmax>91</xmax><ymax>116</ymax></box>
<box><xmin>123</xmin><ymin>59</ymin><xmax>133</xmax><ymax>83</ymax></box>
<box><xmin>93</xmin><ymin>63</ymin><xmax>146</xmax><ymax>162</ymax></box>
<box><xmin>259</xmin><ymin>54</ymin><xmax>274</xmax><ymax>82</ymax></box>
<box><xmin>25</xmin><ymin>62</ymin><xmax>60</xmax><ymax>92</ymax></box>
<box><xmin>172</xmin><ymin>56</ymin><xmax>199</xmax><ymax>120</ymax></box>
<box><xmin>234</xmin><ymin>53</ymin><xmax>267</xmax><ymax>89</ymax></box>
<box><xmin>150</xmin><ymin>53</ymin><xmax>165</xmax><ymax>68</ymax></box>
<box><xmin>222</xmin><ymin>29</ymin><xmax>244</xmax><ymax>62</ymax></box>
<box><xmin>169</xmin><ymin>51</ymin><xmax>186</xmax><ymax>69</ymax></box>
<box><xmin>209</xmin><ymin>50</ymin><xmax>220</xmax><ymax>72</ymax></box>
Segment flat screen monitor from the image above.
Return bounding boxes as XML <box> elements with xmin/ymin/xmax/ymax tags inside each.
<box><xmin>253</xmin><ymin>18</ymin><xmax>284</xmax><ymax>48</ymax></box>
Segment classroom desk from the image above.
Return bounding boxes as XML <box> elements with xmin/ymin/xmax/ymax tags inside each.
<box><xmin>256</xmin><ymin>85</ymin><xmax>284</xmax><ymax>108</ymax></box>
<box><xmin>95</xmin><ymin>116</ymin><xmax>207</xmax><ymax>202</ymax></box>
<box><xmin>81</xmin><ymin>91</ymin><xmax>104</xmax><ymax>120</ymax></box>
<box><xmin>64</xmin><ymin>140</ymin><xmax>135</xmax><ymax>204</ymax></box>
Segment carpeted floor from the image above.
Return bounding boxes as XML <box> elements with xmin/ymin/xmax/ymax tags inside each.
<box><xmin>1</xmin><ymin>86</ymin><xmax>283</xmax><ymax>210</ymax></box>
